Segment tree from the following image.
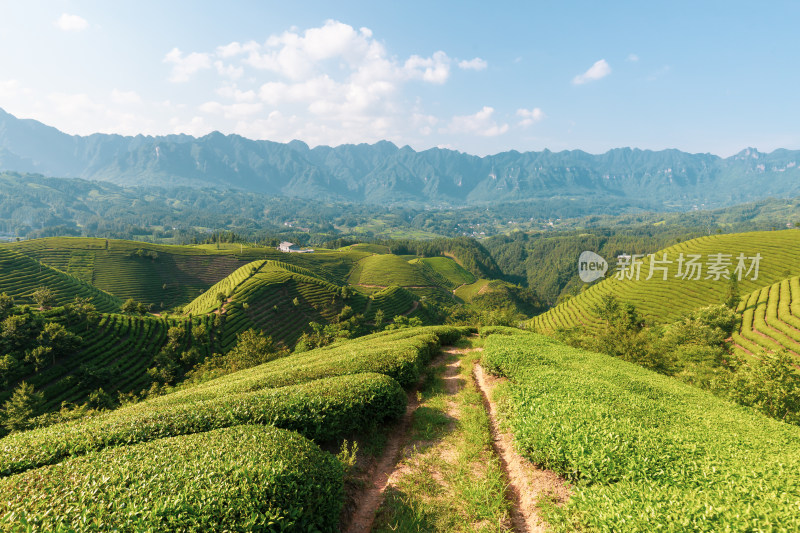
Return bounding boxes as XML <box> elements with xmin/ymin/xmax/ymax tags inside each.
<box><xmin>0</xmin><ymin>292</ymin><xmax>13</xmax><ymax>320</ymax></box>
<box><xmin>373</xmin><ymin>309</ymin><xmax>385</xmax><ymax>331</ymax></box>
<box><xmin>25</xmin><ymin>345</ymin><xmax>52</xmax><ymax>372</ymax></box>
<box><xmin>724</xmin><ymin>277</ymin><xmax>741</xmax><ymax>310</ymax></box>
<box><xmin>2</xmin><ymin>382</ymin><xmax>44</xmax><ymax>432</ymax></box>
<box><xmin>121</xmin><ymin>298</ymin><xmax>139</xmax><ymax>315</ymax></box>
<box><xmin>31</xmin><ymin>287</ymin><xmax>55</xmax><ymax>310</ymax></box>
<box><xmin>37</xmin><ymin>322</ymin><xmax>81</xmax><ymax>364</ymax></box>
<box><xmin>67</xmin><ymin>297</ymin><xmax>98</xmax><ymax>330</ymax></box>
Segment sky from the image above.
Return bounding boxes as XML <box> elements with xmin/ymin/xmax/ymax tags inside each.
<box><xmin>0</xmin><ymin>1</ymin><xmax>798</xmax><ymax>157</ymax></box>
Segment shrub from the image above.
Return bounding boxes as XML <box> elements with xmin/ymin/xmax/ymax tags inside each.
<box><xmin>0</xmin><ymin>373</ymin><xmax>405</xmax><ymax>476</ymax></box>
<box><xmin>0</xmin><ymin>425</ymin><xmax>343</xmax><ymax>532</ymax></box>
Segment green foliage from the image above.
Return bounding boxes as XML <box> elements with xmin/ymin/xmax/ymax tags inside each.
<box><xmin>1</xmin><ymin>382</ymin><xmax>43</xmax><ymax>432</ymax></box>
<box><xmin>120</xmin><ymin>298</ymin><xmax>148</xmax><ymax>315</ymax></box>
<box><xmin>30</xmin><ymin>286</ymin><xmax>55</xmax><ymax>310</ymax></box>
<box><xmin>0</xmin><ymin>373</ymin><xmax>405</xmax><ymax>476</ymax></box>
<box><xmin>726</xmin><ymin>351</ymin><xmax>800</xmax><ymax>424</ymax></box>
<box><xmin>0</xmin><ymin>293</ymin><xmax>13</xmax><ymax>320</ymax></box>
<box><xmin>482</xmin><ymin>332</ymin><xmax>800</xmax><ymax>531</ymax></box>
<box><xmin>0</xmin><ymin>425</ymin><xmax>344</xmax><ymax>532</ymax></box>
<box><xmin>191</xmin><ymin>328</ymin><xmax>286</xmax><ymax>379</ymax></box>
<box><xmin>386</xmin><ymin>315</ymin><xmax>423</xmax><ymax>330</ymax></box>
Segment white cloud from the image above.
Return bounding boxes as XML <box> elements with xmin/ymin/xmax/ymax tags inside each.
<box><xmin>516</xmin><ymin>107</ymin><xmax>544</xmax><ymax>127</ymax></box>
<box><xmin>55</xmin><ymin>13</ymin><xmax>88</xmax><ymax>32</ymax></box>
<box><xmin>627</xmin><ymin>53</ymin><xmax>639</xmax><ymax>62</ymax></box>
<box><xmin>110</xmin><ymin>89</ymin><xmax>142</xmax><ymax>105</ymax></box>
<box><xmin>163</xmin><ymin>48</ymin><xmax>212</xmax><ymax>82</ymax></box>
<box><xmin>458</xmin><ymin>57</ymin><xmax>488</xmax><ymax>71</ymax></box>
<box><xmin>572</xmin><ymin>59</ymin><xmax>611</xmax><ymax>85</ymax></box>
<box><xmin>447</xmin><ymin>106</ymin><xmax>509</xmax><ymax>137</ymax></box>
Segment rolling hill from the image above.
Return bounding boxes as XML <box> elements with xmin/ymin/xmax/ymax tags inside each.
<box><xmin>531</xmin><ymin>230</ymin><xmax>800</xmax><ymax>335</ymax></box>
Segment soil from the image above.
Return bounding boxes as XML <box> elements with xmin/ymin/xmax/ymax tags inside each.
<box><xmin>473</xmin><ymin>361</ymin><xmax>571</xmax><ymax>533</ymax></box>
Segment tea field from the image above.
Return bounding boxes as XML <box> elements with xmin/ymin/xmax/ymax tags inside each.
<box><xmin>481</xmin><ymin>331</ymin><xmax>800</xmax><ymax>531</ymax></box>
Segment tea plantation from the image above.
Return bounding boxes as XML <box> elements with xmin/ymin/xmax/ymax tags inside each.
<box><xmin>481</xmin><ymin>331</ymin><xmax>800</xmax><ymax>531</ymax></box>
<box><xmin>0</xmin><ymin>325</ymin><xmax>468</xmax><ymax>530</ymax></box>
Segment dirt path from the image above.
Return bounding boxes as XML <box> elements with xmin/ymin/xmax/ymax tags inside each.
<box><xmin>343</xmin><ymin>350</ymin><xmax>457</xmax><ymax>533</ymax></box>
<box><xmin>343</xmin><ymin>364</ymin><xmax>426</xmax><ymax>533</ymax></box>
<box><xmin>474</xmin><ymin>361</ymin><xmax>571</xmax><ymax>533</ymax></box>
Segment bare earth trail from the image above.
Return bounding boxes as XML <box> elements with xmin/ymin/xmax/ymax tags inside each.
<box><xmin>343</xmin><ymin>349</ymin><xmax>462</xmax><ymax>533</ymax></box>
<box><xmin>344</xmin><ymin>344</ymin><xmax>569</xmax><ymax>533</ymax></box>
<box><xmin>473</xmin><ymin>359</ymin><xmax>571</xmax><ymax>533</ymax></box>
<box><xmin>342</xmin><ymin>357</ymin><xmax>428</xmax><ymax>533</ymax></box>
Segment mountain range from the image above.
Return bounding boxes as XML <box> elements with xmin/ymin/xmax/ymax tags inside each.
<box><xmin>1</xmin><ymin>107</ymin><xmax>799</xmax><ymax>209</ymax></box>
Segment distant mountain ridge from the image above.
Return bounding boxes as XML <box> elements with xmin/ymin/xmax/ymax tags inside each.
<box><xmin>2</xmin><ymin>107</ymin><xmax>800</xmax><ymax>209</ymax></box>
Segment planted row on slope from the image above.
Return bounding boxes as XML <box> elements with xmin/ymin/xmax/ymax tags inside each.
<box><xmin>481</xmin><ymin>331</ymin><xmax>800</xmax><ymax>531</ymax></box>
<box><xmin>532</xmin><ymin>231</ymin><xmax>800</xmax><ymax>333</ymax></box>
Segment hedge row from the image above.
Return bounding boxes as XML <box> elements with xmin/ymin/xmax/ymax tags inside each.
<box><xmin>481</xmin><ymin>332</ymin><xmax>800</xmax><ymax>531</ymax></box>
<box><xmin>0</xmin><ymin>373</ymin><xmax>405</xmax><ymax>477</ymax></box>
<box><xmin>145</xmin><ymin>325</ymin><xmax>470</xmax><ymax>408</ymax></box>
<box><xmin>0</xmin><ymin>425</ymin><xmax>343</xmax><ymax>532</ymax></box>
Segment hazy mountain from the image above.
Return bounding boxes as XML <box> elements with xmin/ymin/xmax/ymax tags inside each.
<box><xmin>1</xmin><ymin>108</ymin><xmax>799</xmax><ymax>209</ymax></box>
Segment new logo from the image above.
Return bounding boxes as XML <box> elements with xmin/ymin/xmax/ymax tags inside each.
<box><xmin>578</xmin><ymin>251</ymin><xmax>608</xmax><ymax>282</ymax></box>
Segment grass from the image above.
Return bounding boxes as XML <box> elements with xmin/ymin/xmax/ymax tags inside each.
<box><xmin>454</xmin><ymin>279</ymin><xmax>491</xmax><ymax>302</ymax></box>
<box><xmin>373</xmin><ymin>340</ymin><xmax>512</xmax><ymax>532</ymax></box>
<box><xmin>348</xmin><ymin>254</ymin><xmax>435</xmax><ymax>287</ymax></box>
<box><xmin>482</xmin><ymin>331</ymin><xmax>800</xmax><ymax>531</ymax></box>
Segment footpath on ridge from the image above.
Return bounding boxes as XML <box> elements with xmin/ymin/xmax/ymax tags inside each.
<box><xmin>343</xmin><ymin>340</ymin><xmax>570</xmax><ymax>533</ymax></box>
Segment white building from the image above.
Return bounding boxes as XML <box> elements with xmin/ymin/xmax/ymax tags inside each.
<box><xmin>278</xmin><ymin>241</ymin><xmax>314</xmax><ymax>253</ymax></box>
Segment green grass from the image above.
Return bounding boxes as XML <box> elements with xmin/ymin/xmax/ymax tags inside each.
<box><xmin>348</xmin><ymin>254</ymin><xmax>435</xmax><ymax>287</ymax></box>
<box><xmin>373</xmin><ymin>344</ymin><xmax>512</xmax><ymax>532</ymax></box>
<box><xmin>531</xmin><ymin>230</ymin><xmax>800</xmax><ymax>333</ymax></box>
<box><xmin>454</xmin><ymin>278</ymin><xmax>491</xmax><ymax>301</ymax></box>
<box><xmin>0</xmin><ymin>425</ymin><xmax>343</xmax><ymax>532</ymax></box>
<box><xmin>482</xmin><ymin>331</ymin><xmax>800</xmax><ymax>531</ymax></box>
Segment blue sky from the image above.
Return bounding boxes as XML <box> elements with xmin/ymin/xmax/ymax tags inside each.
<box><xmin>1</xmin><ymin>1</ymin><xmax>798</xmax><ymax>156</ymax></box>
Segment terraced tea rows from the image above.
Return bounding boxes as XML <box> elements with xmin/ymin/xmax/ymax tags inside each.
<box><xmin>6</xmin><ymin>238</ymin><xmax>368</xmax><ymax>309</ymax></box>
<box><xmin>532</xmin><ymin>231</ymin><xmax>800</xmax><ymax>333</ymax></box>
<box><xmin>0</xmin><ymin>247</ymin><xmax>120</xmax><ymax>312</ymax></box>
<box><xmin>348</xmin><ymin>254</ymin><xmax>436</xmax><ymax>287</ymax></box>
<box><xmin>1</xmin><ymin>312</ymin><xmax>214</xmax><ymax>409</ymax></box>
<box><xmin>731</xmin><ymin>275</ymin><xmax>800</xmax><ymax>358</ymax></box>
<box><xmin>0</xmin><ymin>326</ymin><xmax>467</xmax><ymax>531</ymax></box>
<box><xmin>363</xmin><ymin>286</ymin><xmax>417</xmax><ymax>321</ymax></box>
<box><xmin>481</xmin><ymin>331</ymin><xmax>800</xmax><ymax>531</ymax></box>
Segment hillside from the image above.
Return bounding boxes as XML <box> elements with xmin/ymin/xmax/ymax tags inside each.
<box><xmin>3</xmin><ymin>109</ymin><xmax>800</xmax><ymax>209</ymax></box>
<box><xmin>0</xmin><ymin>326</ymin><xmax>466</xmax><ymax>531</ymax></box>
<box><xmin>732</xmin><ymin>275</ymin><xmax>800</xmax><ymax>356</ymax></box>
<box><xmin>0</xmin><ymin>237</ymin><xmax>483</xmax><ymax>413</ymax></box>
<box><xmin>5</xmin><ymin>237</ymin><xmax>368</xmax><ymax>310</ymax></box>
<box><xmin>0</xmin><ymin>246</ymin><xmax>120</xmax><ymax>312</ymax></box>
<box><xmin>531</xmin><ymin>230</ymin><xmax>800</xmax><ymax>333</ymax></box>
<box><xmin>481</xmin><ymin>331</ymin><xmax>800</xmax><ymax>530</ymax></box>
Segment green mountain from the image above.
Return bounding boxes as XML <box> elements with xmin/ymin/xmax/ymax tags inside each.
<box><xmin>3</xmin><ymin>108</ymin><xmax>800</xmax><ymax>209</ymax></box>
